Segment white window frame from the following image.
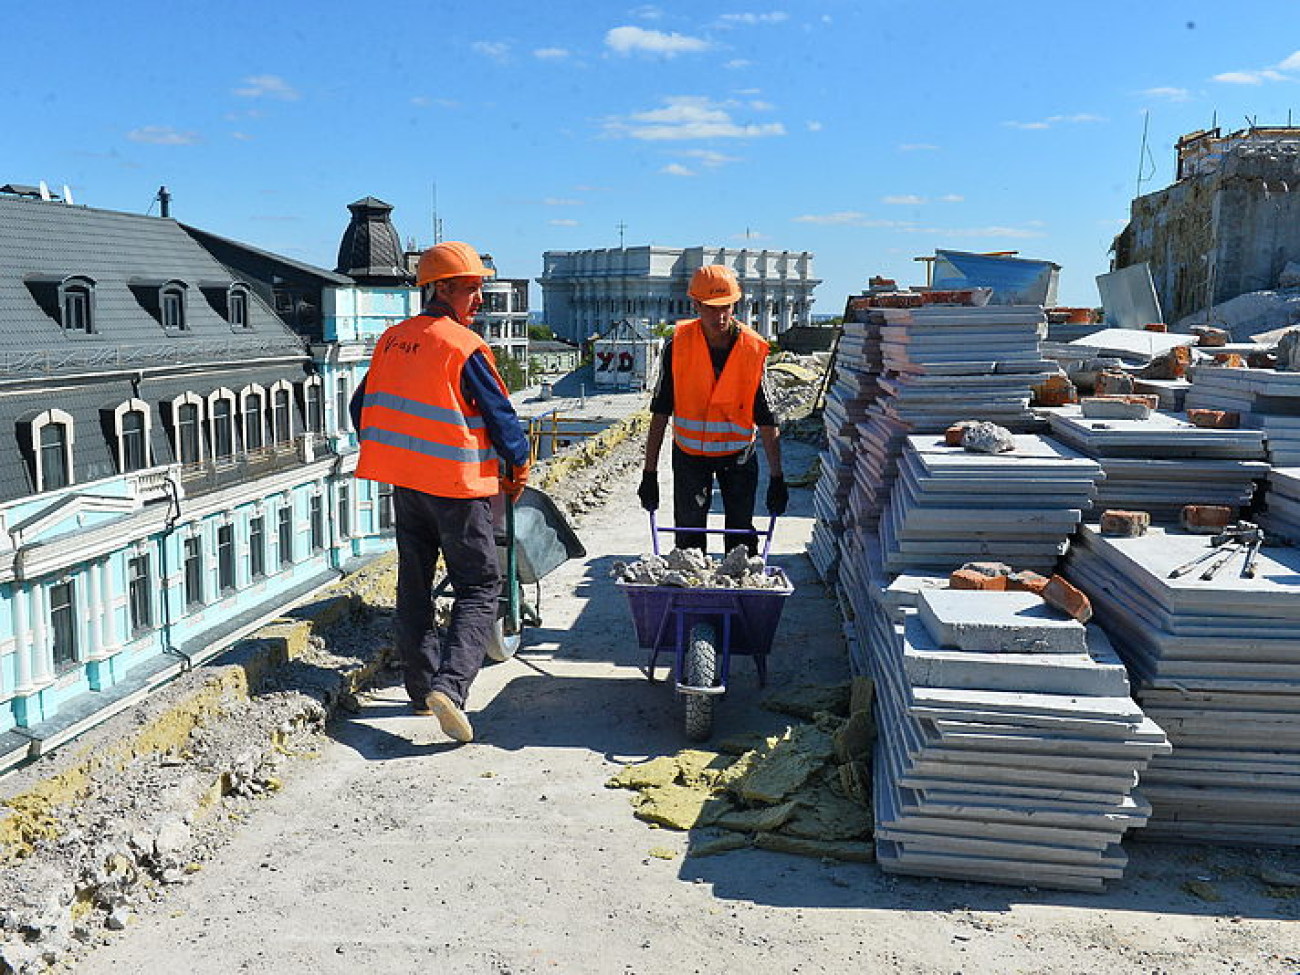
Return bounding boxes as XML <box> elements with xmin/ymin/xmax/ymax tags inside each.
<box><xmin>270</xmin><ymin>380</ymin><xmax>295</xmax><ymax>444</ymax></box>
<box><xmin>30</xmin><ymin>408</ymin><xmax>76</xmax><ymax>492</ymax></box>
<box><xmin>113</xmin><ymin>398</ymin><xmax>153</xmax><ymax>472</ymax></box>
<box><xmin>240</xmin><ymin>384</ymin><xmax>267</xmax><ymax>451</ymax></box>
<box><xmin>207</xmin><ymin>388</ymin><xmax>238</xmax><ymax>460</ymax></box>
<box><xmin>169</xmin><ymin>392</ymin><xmax>205</xmax><ymax>464</ymax></box>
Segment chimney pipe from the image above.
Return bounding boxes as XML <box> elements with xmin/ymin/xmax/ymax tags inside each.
<box><xmin>157</xmin><ymin>185</ymin><xmax>171</xmax><ymax>218</ymax></box>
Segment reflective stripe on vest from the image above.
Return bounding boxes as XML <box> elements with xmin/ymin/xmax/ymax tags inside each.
<box><xmin>354</xmin><ymin>315</ymin><xmax>504</xmax><ymax>498</ymax></box>
<box><xmin>671</xmin><ymin>318</ymin><xmax>768</xmax><ymax>457</ymax></box>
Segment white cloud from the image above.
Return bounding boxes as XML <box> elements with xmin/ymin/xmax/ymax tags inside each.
<box><xmin>662</xmin><ymin>163</ymin><xmax>695</xmax><ymax>176</ymax></box>
<box><xmin>792</xmin><ymin>211</ymin><xmax>908</xmax><ymax>228</ymax></box>
<box><xmin>128</xmin><ymin>126</ymin><xmax>200</xmax><ymax>145</ymax></box>
<box><xmin>806</xmin><ymin>120</ymin><xmax>823</xmax><ymax>132</ymax></box>
<box><xmin>726</xmin><ymin>59</ymin><xmax>753</xmax><ymax>69</ymax></box>
<box><xmin>749</xmin><ymin>99</ymin><xmax>775</xmax><ymax>111</ymax></box>
<box><xmin>716</xmin><ymin>12</ymin><xmax>789</xmax><ymax>26</ymax></box>
<box><xmin>472</xmin><ymin>40</ymin><xmax>510</xmax><ymax>61</ymax></box>
<box><xmin>631</xmin><ymin>4</ymin><xmax>662</xmax><ymax>19</ymax></box>
<box><xmin>606</xmin><ymin>95</ymin><xmax>785</xmax><ymax>141</ymax></box>
<box><xmin>899</xmin><ymin>143</ymin><xmax>938</xmax><ymax>151</ymax></box>
<box><xmin>605</xmin><ymin>26</ymin><xmax>710</xmax><ymax>56</ymax></box>
<box><xmin>1140</xmin><ymin>86</ymin><xmax>1191</xmax><ymax>102</ymax></box>
<box><xmin>883</xmin><ymin>194</ymin><xmax>925</xmax><ymax>205</ymax></box>
<box><xmin>1213</xmin><ymin>50</ymin><xmax>1300</xmax><ymax>84</ymax></box>
<box><xmin>734</xmin><ymin>87</ymin><xmax>762</xmax><ymax>95</ymax></box>
<box><xmin>534</xmin><ymin>47</ymin><xmax>570</xmax><ymax>60</ymax></box>
<box><xmin>549</xmin><ymin>218</ymin><xmax>580</xmax><ymax>226</ymax></box>
<box><xmin>938</xmin><ymin>194</ymin><xmax>964</xmax><ymax>203</ymax></box>
<box><xmin>1003</xmin><ymin>113</ymin><xmax>1105</xmax><ymax>130</ymax></box>
<box><xmin>233</xmin><ymin>75</ymin><xmax>299</xmax><ymax>100</ymax></box>
<box><xmin>681</xmin><ymin>149</ymin><xmax>740</xmax><ymax>167</ymax></box>
<box><xmin>543</xmin><ymin>197</ymin><xmax>582</xmax><ymax>206</ymax></box>
<box><xmin>231</xmin><ymin>132</ymin><xmax>254</xmax><ymax>141</ymax></box>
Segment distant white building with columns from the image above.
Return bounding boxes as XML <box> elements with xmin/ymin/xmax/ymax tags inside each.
<box><xmin>538</xmin><ymin>245</ymin><xmax>820</xmax><ymax>343</ymax></box>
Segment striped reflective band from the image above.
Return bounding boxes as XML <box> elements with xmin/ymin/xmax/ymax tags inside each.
<box><xmin>363</xmin><ymin>390</ymin><xmax>485</xmax><ymax>430</ymax></box>
<box><xmin>672</xmin><ymin>415</ymin><xmax>753</xmax><ymax>437</ymax></box>
<box><xmin>673</xmin><ymin>430</ymin><xmax>754</xmax><ymax>454</ymax></box>
<box><xmin>359</xmin><ymin>427</ymin><xmax>495</xmax><ymax>463</ymax></box>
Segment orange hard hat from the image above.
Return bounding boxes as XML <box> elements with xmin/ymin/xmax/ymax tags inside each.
<box><xmin>416</xmin><ymin>241</ymin><xmax>496</xmax><ymax>286</ymax></box>
<box><xmin>688</xmin><ymin>264</ymin><xmax>742</xmax><ymax>306</ymax></box>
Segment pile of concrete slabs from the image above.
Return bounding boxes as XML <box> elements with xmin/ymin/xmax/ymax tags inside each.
<box><xmin>878</xmin><ymin>433</ymin><xmax>1102</xmax><ymax>573</ymax></box>
<box><xmin>866</xmin><ymin>588</ymin><xmax>1170</xmax><ymax>891</ymax></box>
<box><xmin>1185</xmin><ymin>364</ymin><xmax>1300</xmax><ymax>466</ymax></box>
<box><xmin>1065</xmin><ymin>524</ymin><xmax>1300</xmax><ymax>844</ymax></box>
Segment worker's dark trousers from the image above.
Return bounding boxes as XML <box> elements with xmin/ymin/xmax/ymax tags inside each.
<box><xmin>671</xmin><ymin>444</ymin><xmax>759</xmax><ymax>556</ymax></box>
<box><xmin>393</xmin><ymin>487</ymin><xmax>500</xmax><ymax>708</ymax></box>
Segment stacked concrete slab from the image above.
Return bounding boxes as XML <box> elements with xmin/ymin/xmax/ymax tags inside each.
<box><xmin>1186</xmin><ymin>365</ymin><xmax>1300</xmax><ymax>465</ymax></box>
<box><xmin>1262</xmin><ymin>467</ymin><xmax>1300</xmax><ymax>542</ymax></box>
<box><xmin>867</xmin><ymin>588</ymin><xmax>1170</xmax><ymax>891</ymax></box>
<box><xmin>1065</xmin><ymin>524</ymin><xmax>1300</xmax><ymax>844</ymax></box>
<box><xmin>1045</xmin><ymin>406</ymin><xmax>1267</xmax><ymax>519</ymax></box>
<box><xmin>879</xmin><ymin>434</ymin><xmax>1103</xmax><ymax>573</ymax></box>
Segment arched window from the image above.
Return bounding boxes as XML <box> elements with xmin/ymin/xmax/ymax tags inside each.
<box><xmin>241</xmin><ymin>385</ymin><xmax>266</xmax><ymax>451</ymax></box>
<box><xmin>60</xmin><ymin>276</ymin><xmax>95</xmax><ymax>333</ymax></box>
<box><xmin>23</xmin><ymin>409</ymin><xmax>76</xmax><ymax>492</ymax></box>
<box><xmin>302</xmin><ymin>378</ymin><xmax>324</xmax><ymax>434</ymax></box>
<box><xmin>208</xmin><ymin>389</ymin><xmax>237</xmax><ymax>460</ymax></box>
<box><xmin>168</xmin><ymin>393</ymin><xmax>204</xmax><ymax>464</ymax></box>
<box><xmin>270</xmin><ymin>382</ymin><xmax>293</xmax><ymax>444</ymax></box>
<box><xmin>228</xmin><ymin>285</ymin><xmax>249</xmax><ymax>328</ymax></box>
<box><xmin>113</xmin><ymin>399</ymin><xmax>152</xmax><ymax>472</ymax></box>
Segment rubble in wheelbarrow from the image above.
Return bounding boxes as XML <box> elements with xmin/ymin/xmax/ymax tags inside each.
<box><xmin>611</xmin><ymin>545</ymin><xmax>789</xmax><ymax>590</ymax></box>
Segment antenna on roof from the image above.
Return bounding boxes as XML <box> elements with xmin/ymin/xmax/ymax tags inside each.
<box><xmin>62</xmin><ymin>185</ymin><xmax>75</xmax><ymax>205</ymax></box>
<box><xmin>38</xmin><ymin>180</ymin><xmax>52</xmax><ymax>201</ymax></box>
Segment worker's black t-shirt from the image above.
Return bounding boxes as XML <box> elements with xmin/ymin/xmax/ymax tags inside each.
<box><xmin>648</xmin><ymin>335</ymin><xmax>776</xmax><ymax>426</ymax></box>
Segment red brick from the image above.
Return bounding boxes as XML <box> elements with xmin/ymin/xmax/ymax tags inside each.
<box><xmin>949</xmin><ymin>569</ymin><xmax>1007</xmax><ymax>591</ymax></box>
<box><xmin>1006</xmin><ymin>570</ymin><xmax>1049</xmax><ymax>595</ymax></box>
<box><xmin>1042</xmin><ymin>575</ymin><xmax>1093</xmax><ymax>623</ymax></box>
<box><xmin>1196</xmin><ymin>328</ymin><xmax>1229</xmax><ymax>347</ymax></box>
<box><xmin>1143</xmin><ymin>322</ymin><xmax>1168</xmax><ymax>332</ymax></box>
<box><xmin>1186</xmin><ymin>408</ymin><xmax>1241</xmax><ymax>429</ymax></box>
<box><xmin>1099</xmin><ymin>509</ymin><xmax>1151</xmax><ymax>537</ymax></box>
<box><xmin>1095</xmin><ymin>371</ymin><xmax>1135</xmax><ymax>396</ymax></box>
<box><xmin>944</xmin><ymin>424</ymin><xmax>967</xmax><ymax>447</ymax></box>
<box><xmin>1213</xmin><ymin>352</ymin><xmax>1245</xmax><ymax>367</ymax></box>
<box><xmin>1032</xmin><ymin>375</ymin><xmax>1077</xmax><ymax>407</ymax></box>
<box><xmin>1181</xmin><ymin>504</ymin><xmax>1234</xmax><ymax>533</ymax></box>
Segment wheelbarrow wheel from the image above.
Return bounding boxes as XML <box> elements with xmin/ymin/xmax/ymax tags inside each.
<box><xmin>485</xmin><ymin>617</ymin><xmax>523</xmax><ymax>663</ymax></box>
<box><xmin>683</xmin><ymin>623</ymin><xmax>717</xmax><ymax>742</ymax></box>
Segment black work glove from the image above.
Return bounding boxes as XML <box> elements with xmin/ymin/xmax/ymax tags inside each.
<box><xmin>765</xmin><ymin>475</ymin><xmax>788</xmax><ymax>516</ymax></box>
<box><xmin>637</xmin><ymin>471</ymin><xmax>659</xmax><ymax>511</ymax></box>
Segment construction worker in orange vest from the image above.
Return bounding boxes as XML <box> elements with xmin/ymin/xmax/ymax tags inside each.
<box><xmin>639</xmin><ymin>263</ymin><xmax>787</xmax><ymax>553</ymax></box>
<box><xmin>352</xmin><ymin>241</ymin><xmax>530</xmax><ymax>743</ymax></box>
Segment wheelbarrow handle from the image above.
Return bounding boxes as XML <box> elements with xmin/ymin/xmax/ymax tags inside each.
<box><xmin>648</xmin><ymin>511</ymin><xmax>778</xmax><ymax>563</ymax></box>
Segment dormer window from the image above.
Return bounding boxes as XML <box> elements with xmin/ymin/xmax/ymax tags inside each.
<box><xmin>208</xmin><ymin>389</ymin><xmax>236</xmax><ymax>460</ymax></box>
<box><xmin>164</xmin><ymin>393</ymin><xmax>205</xmax><ymax>464</ymax></box>
<box><xmin>19</xmin><ymin>409</ymin><xmax>76</xmax><ymax>492</ymax></box>
<box><xmin>201</xmin><ymin>281</ymin><xmax>253</xmax><ymax>329</ymax></box>
<box><xmin>228</xmin><ymin>287</ymin><xmax>249</xmax><ymax>328</ymax></box>
<box><xmin>107</xmin><ymin>398</ymin><xmax>152</xmax><ymax>472</ymax></box>
<box><xmin>161</xmin><ymin>283</ymin><xmax>186</xmax><ymax>330</ymax></box>
<box><xmin>130</xmin><ymin>277</ymin><xmax>189</xmax><ymax>331</ymax></box>
<box><xmin>24</xmin><ymin>275</ymin><xmax>97</xmax><ymax>333</ymax></box>
<box><xmin>61</xmin><ymin>277</ymin><xmax>94</xmax><ymax>332</ymax></box>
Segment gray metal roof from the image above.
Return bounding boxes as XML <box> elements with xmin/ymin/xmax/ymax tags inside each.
<box><xmin>0</xmin><ymin>196</ymin><xmax>316</xmax><ymax>504</ymax></box>
<box><xmin>0</xmin><ymin>196</ymin><xmax>308</xmax><ymax>372</ymax></box>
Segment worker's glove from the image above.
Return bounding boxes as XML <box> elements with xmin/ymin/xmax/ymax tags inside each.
<box><xmin>637</xmin><ymin>471</ymin><xmax>659</xmax><ymax>511</ymax></box>
<box><xmin>501</xmin><ymin>462</ymin><xmax>530</xmax><ymax>503</ymax></box>
<box><xmin>765</xmin><ymin>475</ymin><xmax>788</xmax><ymax>516</ymax></box>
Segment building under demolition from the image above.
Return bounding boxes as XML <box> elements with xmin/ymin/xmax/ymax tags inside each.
<box><xmin>1113</xmin><ymin>126</ymin><xmax>1300</xmax><ymax>326</ymax></box>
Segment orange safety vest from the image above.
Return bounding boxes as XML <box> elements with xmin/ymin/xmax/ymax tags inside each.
<box><xmin>354</xmin><ymin>314</ymin><xmax>505</xmax><ymax>498</ymax></box>
<box><xmin>671</xmin><ymin>318</ymin><xmax>768</xmax><ymax>457</ymax></box>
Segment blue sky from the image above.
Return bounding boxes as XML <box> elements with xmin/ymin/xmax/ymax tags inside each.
<box><xmin>6</xmin><ymin>0</ymin><xmax>1300</xmax><ymax>315</ymax></box>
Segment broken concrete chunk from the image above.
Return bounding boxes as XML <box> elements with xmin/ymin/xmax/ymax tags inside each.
<box><xmin>960</xmin><ymin>421</ymin><xmax>1015</xmax><ymax>454</ymax></box>
<box><xmin>1080</xmin><ymin>397</ymin><xmax>1151</xmax><ymax>421</ymax></box>
<box><xmin>613</xmin><ymin>546</ymin><xmax>787</xmax><ymax>590</ymax></box>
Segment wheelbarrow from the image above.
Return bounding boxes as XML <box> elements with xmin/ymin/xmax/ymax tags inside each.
<box><xmin>432</xmin><ymin>484</ymin><xmax>585</xmax><ymax>662</ymax></box>
<box><xmin>616</xmin><ymin>514</ymin><xmax>793</xmax><ymax>741</ymax></box>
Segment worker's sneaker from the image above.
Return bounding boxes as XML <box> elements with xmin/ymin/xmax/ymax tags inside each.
<box><xmin>423</xmin><ymin>690</ymin><xmax>474</xmax><ymax>743</ymax></box>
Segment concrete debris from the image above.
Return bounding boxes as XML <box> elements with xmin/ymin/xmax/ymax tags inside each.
<box><xmin>609</xmin><ymin>687</ymin><xmax>875</xmax><ymax>864</ymax></box>
<box><xmin>611</xmin><ymin>546</ymin><xmax>788</xmax><ymax>590</ymax></box>
<box><xmin>960</xmin><ymin>421</ymin><xmax>1016</xmax><ymax>454</ymax></box>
